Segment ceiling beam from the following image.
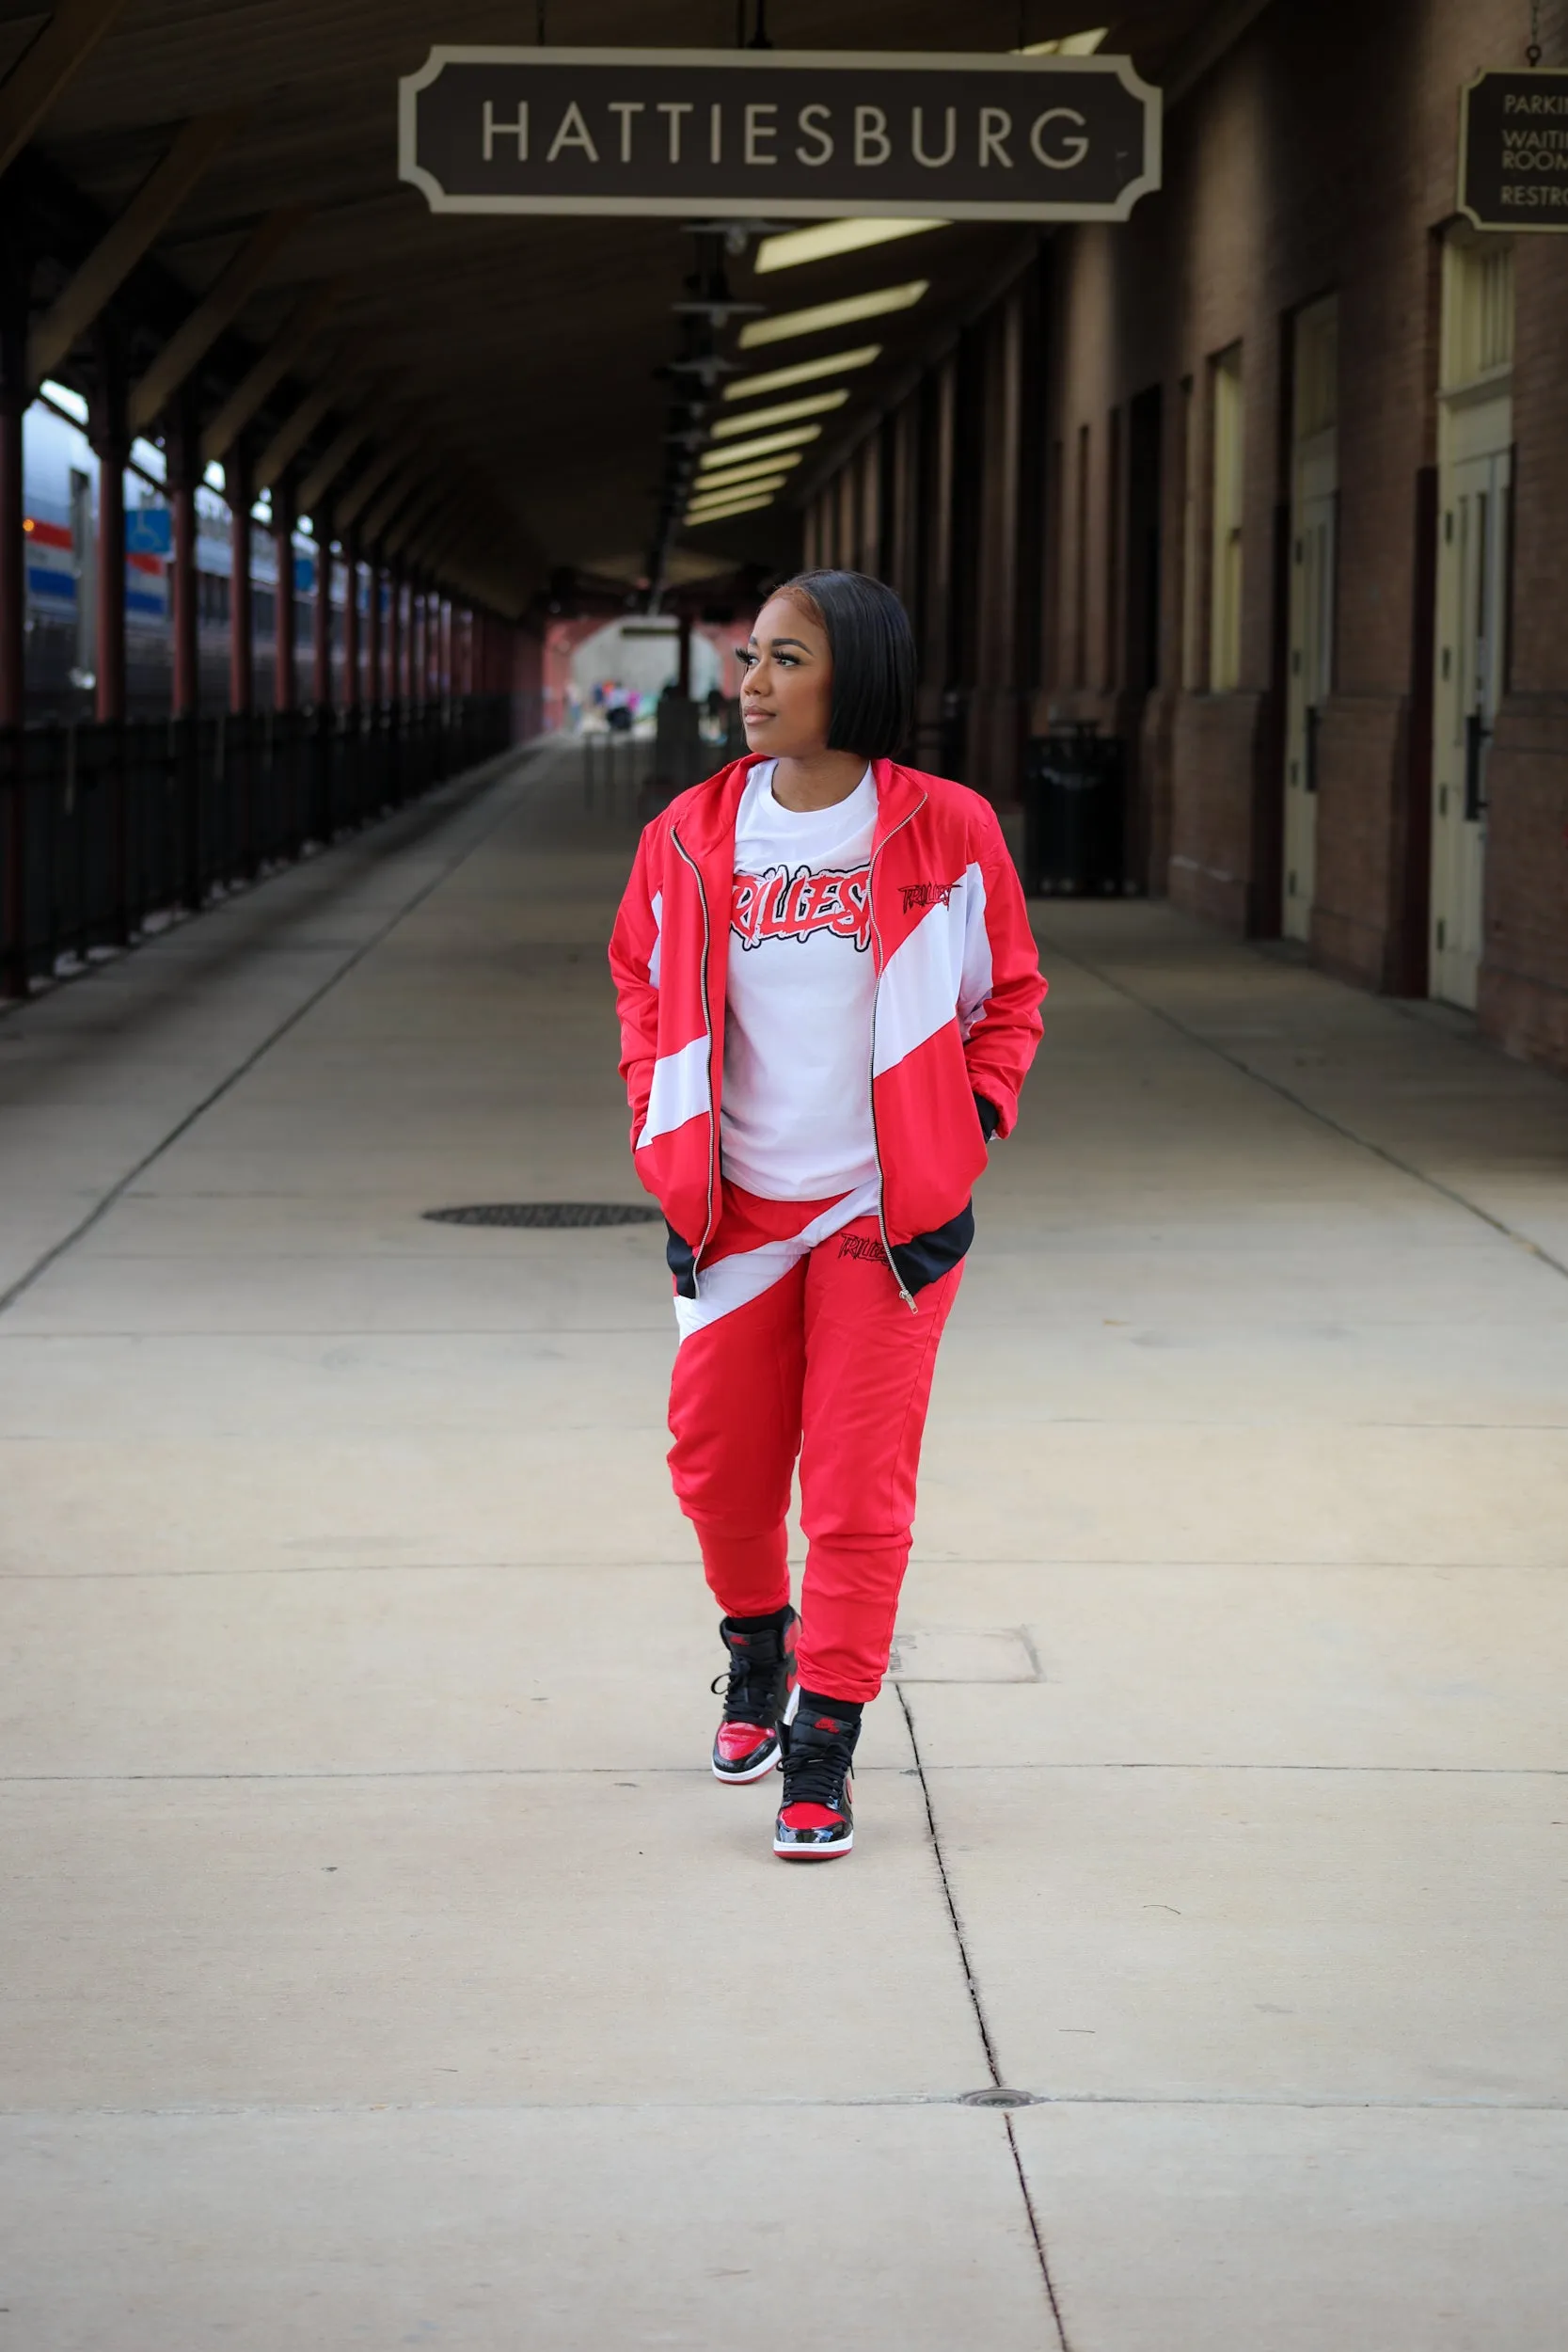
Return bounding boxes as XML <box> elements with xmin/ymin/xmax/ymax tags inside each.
<box><xmin>253</xmin><ymin>348</ymin><xmax>358</xmax><ymax>491</ymax></box>
<box><xmin>380</xmin><ymin>475</ymin><xmax>447</xmax><ymax>558</ymax></box>
<box><xmin>296</xmin><ymin>395</ymin><xmax>381</xmax><ymax>519</ymax></box>
<box><xmin>0</xmin><ymin>0</ymin><xmax>131</xmax><ymax>180</ymax></box>
<box><xmin>27</xmin><ymin>108</ymin><xmax>246</xmax><ymax>388</ymax></box>
<box><xmin>337</xmin><ymin>427</ymin><xmax>422</xmax><ymax>532</ymax></box>
<box><xmin>407</xmin><ymin>511</ymin><xmax>466</xmax><ymax>575</ymax></box>
<box><xmin>199</xmin><ymin>278</ymin><xmax>341</xmax><ymax>465</ymax></box>
<box><xmin>128</xmin><ymin>205</ymin><xmax>307</xmax><ymax>434</ymax></box>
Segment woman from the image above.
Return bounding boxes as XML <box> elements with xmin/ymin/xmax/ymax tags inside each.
<box><xmin>610</xmin><ymin>571</ymin><xmax>1044</xmax><ymax>1861</ymax></box>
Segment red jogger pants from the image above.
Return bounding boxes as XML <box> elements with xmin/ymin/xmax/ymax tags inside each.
<box><xmin>666</xmin><ymin>1184</ymin><xmax>962</xmax><ymax>1703</ymax></box>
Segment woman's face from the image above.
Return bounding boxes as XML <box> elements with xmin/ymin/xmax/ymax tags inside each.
<box><xmin>737</xmin><ymin>592</ymin><xmax>832</xmax><ymax>759</ymax></box>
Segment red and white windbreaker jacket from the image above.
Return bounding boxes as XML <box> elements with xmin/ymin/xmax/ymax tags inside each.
<box><xmin>609</xmin><ymin>755</ymin><xmax>1045</xmax><ymax>1296</ymax></box>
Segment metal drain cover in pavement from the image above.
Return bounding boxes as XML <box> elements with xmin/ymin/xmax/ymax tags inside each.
<box><xmin>422</xmin><ymin>1202</ymin><xmax>663</xmax><ymax>1229</ymax></box>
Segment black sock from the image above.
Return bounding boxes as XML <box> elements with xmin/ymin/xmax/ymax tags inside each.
<box><xmin>797</xmin><ymin>1688</ymin><xmax>863</xmax><ymax>1728</ymax></box>
<box><xmin>724</xmin><ymin>1606</ymin><xmax>793</xmax><ymax>1633</ymax></box>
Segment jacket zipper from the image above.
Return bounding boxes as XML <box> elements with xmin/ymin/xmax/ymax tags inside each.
<box><xmin>866</xmin><ymin>793</ymin><xmax>927</xmax><ymax>1313</ymax></box>
<box><xmin>670</xmin><ymin>823</ymin><xmax>718</xmax><ymax>1295</ymax></box>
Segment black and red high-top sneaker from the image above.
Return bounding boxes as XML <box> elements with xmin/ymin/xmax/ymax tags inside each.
<box><xmin>710</xmin><ymin>1607</ymin><xmax>799</xmax><ymax>1783</ymax></box>
<box><xmin>773</xmin><ymin>1698</ymin><xmax>860</xmax><ymax>1859</ymax></box>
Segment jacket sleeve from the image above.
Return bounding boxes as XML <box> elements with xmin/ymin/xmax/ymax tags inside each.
<box><xmin>608</xmin><ymin>823</ymin><xmax>664</xmax><ymax>1152</ymax></box>
<box><xmin>958</xmin><ymin>805</ymin><xmax>1046</xmax><ymax>1137</ymax></box>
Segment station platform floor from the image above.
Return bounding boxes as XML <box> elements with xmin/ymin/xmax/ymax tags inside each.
<box><xmin>1</xmin><ymin>740</ymin><xmax>1565</xmax><ymax>2349</ymax></box>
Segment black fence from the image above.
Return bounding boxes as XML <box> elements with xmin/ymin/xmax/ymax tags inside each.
<box><xmin>1022</xmin><ymin>725</ymin><xmax>1132</xmax><ymax>898</ymax></box>
<box><xmin>578</xmin><ymin>702</ymin><xmax>742</xmax><ymax>821</ymax></box>
<box><xmin>0</xmin><ymin>693</ymin><xmax>514</xmax><ymax>994</ymax></box>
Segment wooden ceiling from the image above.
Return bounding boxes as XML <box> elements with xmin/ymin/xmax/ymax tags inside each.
<box><xmin>5</xmin><ymin>0</ymin><xmax>1216</xmax><ymax>612</ymax></box>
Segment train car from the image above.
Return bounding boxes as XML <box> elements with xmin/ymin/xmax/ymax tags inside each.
<box><xmin>21</xmin><ymin>389</ymin><xmax>344</xmax><ymax>723</ymax></box>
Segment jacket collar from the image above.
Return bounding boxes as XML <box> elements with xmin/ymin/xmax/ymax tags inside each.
<box><xmin>670</xmin><ymin>754</ymin><xmax>925</xmax><ymax>857</ymax></box>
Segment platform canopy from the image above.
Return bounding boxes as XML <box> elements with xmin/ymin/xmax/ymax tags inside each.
<box><xmin>0</xmin><ymin>0</ymin><xmax>1221</xmax><ymax>616</ymax></box>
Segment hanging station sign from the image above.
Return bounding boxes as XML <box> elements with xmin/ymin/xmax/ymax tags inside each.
<box><xmin>399</xmin><ymin>48</ymin><xmax>1161</xmax><ymax>223</ymax></box>
<box><xmin>1458</xmin><ymin>67</ymin><xmax>1568</xmax><ymax>230</ymax></box>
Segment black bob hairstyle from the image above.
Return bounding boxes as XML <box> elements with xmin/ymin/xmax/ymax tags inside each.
<box><xmin>772</xmin><ymin>569</ymin><xmax>917</xmax><ymax>762</ymax></box>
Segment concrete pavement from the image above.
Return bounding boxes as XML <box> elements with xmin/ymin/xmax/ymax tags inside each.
<box><xmin>1</xmin><ymin>743</ymin><xmax>1565</xmax><ymax>2348</ymax></box>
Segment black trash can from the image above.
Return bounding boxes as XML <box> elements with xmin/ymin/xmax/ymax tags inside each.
<box><xmin>1022</xmin><ymin>725</ymin><xmax>1127</xmax><ymax>897</ymax></box>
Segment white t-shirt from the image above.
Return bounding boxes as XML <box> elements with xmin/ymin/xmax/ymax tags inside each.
<box><xmin>721</xmin><ymin>761</ymin><xmax>880</xmax><ymax>1201</ymax></box>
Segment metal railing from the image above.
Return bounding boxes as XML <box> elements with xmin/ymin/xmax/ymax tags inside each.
<box><xmin>0</xmin><ymin>692</ymin><xmax>514</xmax><ymax>993</ymax></box>
<box><xmin>577</xmin><ymin>705</ymin><xmax>742</xmax><ymax>820</ymax></box>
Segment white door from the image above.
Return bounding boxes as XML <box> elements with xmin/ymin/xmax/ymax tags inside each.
<box><xmin>1283</xmin><ymin>434</ymin><xmax>1336</xmax><ymax>940</ymax></box>
<box><xmin>1431</xmin><ymin>396</ymin><xmax>1511</xmax><ymax>1009</ymax></box>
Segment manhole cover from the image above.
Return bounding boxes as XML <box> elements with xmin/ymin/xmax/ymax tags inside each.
<box><xmin>958</xmin><ymin>2087</ymin><xmax>1039</xmax><ymax>2108</ymax></box>
<box><xmin>422</xmin><ymin>1203</ymin><xmax>663</xmax><ymax>1229</ymax></box>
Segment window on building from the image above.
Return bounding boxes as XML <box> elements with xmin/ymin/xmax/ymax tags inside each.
<box><xmin>1441</xmin><ymin>237</ymin><xmax>1514</xmax><ymax>391</ymax></box>
<box><xmin>1209</xmin><ymin>344</ymin><xmax>1244</xmax><ymax>691</ymax></box>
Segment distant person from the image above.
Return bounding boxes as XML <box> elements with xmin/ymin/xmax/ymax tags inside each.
<box><xmin>610</xmin><ymin>572</ymin><xmax>1044</xmax><ymax>1861</ymax></box>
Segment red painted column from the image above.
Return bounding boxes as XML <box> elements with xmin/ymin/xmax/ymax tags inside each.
<box><xmin>311</xmin><ymin>524</ymin><xmax>332</xmax><ymax>710</ymax></box>
<box><xmin>167</xmin><ymin>405</ymin><xmax>199</xmax><ymax>722</ymax></box>
<box><xmin>271</xmin><ymin>472</ymin><xmax>300</xmax><ymax>852</ymax></box>
<box><xmin>366</xmin><ymin>556</ymin><xmax>383</xmax><ymax>705</ymax></box>
<box><xmin>0</xmin><ymin>346</ymin><xmax>25</xmax><ymax>997</ymax></box>
<box><xmin>273</xmin><ymin>472</ymin><xmax>296</xmax><ymax>712</ymax></box>
<box><xmin>309</xmin><ymin>518</ymin><xmax>334</xmax><ymax>839</ymax></box>
<box><xmin>388</xmin><ymin>567</ymin><xmax>403</xmax><ymax>703</ymax></box>
<box><xmin>226</xmin><ymin>441</ymin><xmax>253</xmax><ymax>716</ymax></box>
<box><xmin>88</xmin><ymin>342</ymin><xmax>130</xmax><ymax>940</ymax></box>
<box><xmin>166</xmin><ymin>399</ymin><xmax>202</xmax><ymax>908</ymax></box>
<box><xmin>342</xmin><ymin>530</ymin><xmax>360</xmax><ymax>713</ymax></box>
<box><xmin>89</xmin><ymin>371</ymin><xmax>127</xmax><ymax>727</ymax></box>
<box><xmin>225</xmin><ymin>440</ymin><xmax>256</xmax><ymax>877</ymax></box>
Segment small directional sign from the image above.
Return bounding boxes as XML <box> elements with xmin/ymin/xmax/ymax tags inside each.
<box><xmin>1459</xmin><ymin>67</ymin><xmax>1568</xmax><ymax>230</ymax></box>
<box><xmin>400</xmin><ymin>47</ymin><xmax>1161</xmax><ymax>223</ymax></box>
<box><xmin>125</xmin><ymin>505</ymin><xmax>171</xmax><ymax>556</ymax></box>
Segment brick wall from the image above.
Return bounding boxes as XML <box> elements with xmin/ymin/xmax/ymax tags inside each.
<box><xmin>797</xmin><ymin>0</ymin><xmax>1568</xmax><ymax>1073</ymax></box>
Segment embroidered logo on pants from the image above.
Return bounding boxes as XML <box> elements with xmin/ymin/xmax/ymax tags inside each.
<box><xmin>836</xmin><ymin>1232</ymin><xmax>885</xmax><ymax>1263</ymax></box>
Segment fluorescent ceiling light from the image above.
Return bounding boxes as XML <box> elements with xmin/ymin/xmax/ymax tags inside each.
<box><xmin>1017</xmin><ymin>27</ymin><xmax>1108</xmax><ymax>53</ymax></box>
<box><xmin>710</xmin><ymin>390</ymin><xmax>847</xmax><ymax>440</ymax></box>
<box><xmin>755</xmin><ymin>218</ymin><xmax>946</xmax><ymax>274</ymax></box>
<box><xmin>685</xmin><ymin>491</ymin><xmax>779</xmax><ymax>527</ymax></box>
<box><xmin>691</xmin><ymin>454</ymin><xmax>801</xmax><ymax>494</ymax></box>
<box><xmin>686</xmin><ymin>474</ymin><xmax>790</xmax><ymax>516</ymax></box>
<box><xmin>738</xmin><ymin>282</ymin><xmax>928</xmax><ymax>351</ymax></box>
<box><xmin>723</xmin><ymin>345</ymin><xmax>882</xmax><ymax>402</ymax></box>
<box><xmin>696</xmin><ymin>423</ymin><xmax>822</xmax><ymax>469</ymax></box>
